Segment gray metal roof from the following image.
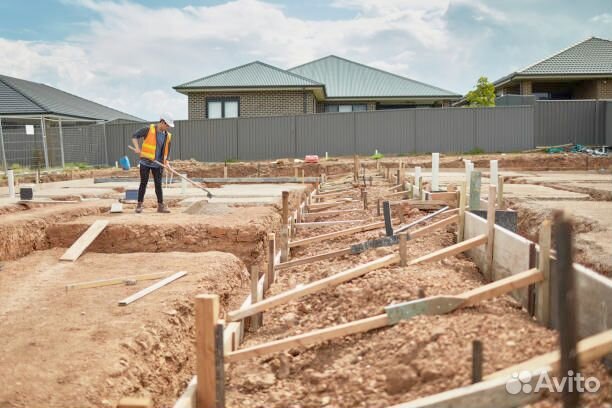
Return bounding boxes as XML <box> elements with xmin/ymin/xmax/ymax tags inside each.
<box><xmin>289</xmin><ymin>55</ymin><xmax>460</xmax><ymax>98</ymax></box>
<box><xmin>0</xmin><ymin>74</ymin><xmax>143</xmax><ymax>121</ymax></box>
<box><xmin>521</xmin><ymin>37</ymin><xmax>612</xmax><ymax>75</ymax></box>
<box><xmin>494</xmin><ymin>37</ymin><xmax>612</xmax><ymax>86</ymax></box>
<box><xmin>174</xmin><ymin>61</ymin><xmax>324</xmax><ymax>90</ymax></box>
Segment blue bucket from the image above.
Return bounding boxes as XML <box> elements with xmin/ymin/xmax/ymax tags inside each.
<box><xmin>119</xmin><ymin>156</ymin><xmax>131</xmax><ymax>170</ymax></box>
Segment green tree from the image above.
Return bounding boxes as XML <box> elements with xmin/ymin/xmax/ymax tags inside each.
<box><xmin>466</xmin><ymin>76</ymin><xmax>496</xmax><ymax>107</ymax></box>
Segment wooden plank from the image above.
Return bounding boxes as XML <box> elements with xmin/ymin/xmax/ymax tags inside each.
<box><xmin>460</xmin><ymin>268</ymin><xmax>542</xmax><ymax>307</ymax></box>
<box><xmin>294</xmin><ymin>220</ymin><xmax>367</xmax><ymax>228</ymax></box>
<box><xmin>227</xmin><ymin>253</ymin><xmax>399</xmax><ymax>322</ymax></box>
<box><xmin>302</xmin><ymin>209</ymin><xmax>364</xmax><ymax>219</ymax></box>
<box><xmin>118</xmin><ymin>271</ymin><xmax>187</xmax><ymax>306</ymax></box>
<box><xmin>65</xmin><ymin>271</ymin><xmax>170</xmax><ymax>290</ymax></box>
<box><xmin>464</xmin><ymin>211</ymin><xmax>533</xmax><ymax>307</ymax></box>
<box><xmin>389</xmin><ymin>369</ymin><xmax>543</xmax><ymax>408</ymax></box>
<box><xmin>195</xmin><ymin>294</ymin><xmax>219</xmax><ymax>408</ymax></box>
<box><xmin>275</xmin><ymin>248</ymin><xmax>351</xmax><ymax>271</ymax></box>
<box><xmin>225</xmin><ymin>314</ymin><xmax>389</xmax><ymax>363</ymax></box>
<box><xmin>408</xmin><ymin>234</ymin><xmax>487</xmax><ymax>266</ymax></box>
<box><xmin>289</xmin><ymin>220</ymin><xmax>386</xmax><ymax>248</ymax></box>
<box><xmin>60</xmin><ymin>220</ymin><xmax>109</xmax><ymax>261</ymax></box>
<box><xmin>487</xmin><ymin>329</ymin><xmax>612</xmax><ymax>380</ymax></box>
<box><xmin>429</xmin><ymin>192</ymin><xmax>457</xmax><ymax>202</ymax></box>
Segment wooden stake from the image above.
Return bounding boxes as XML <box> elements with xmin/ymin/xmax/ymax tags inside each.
<box><xmin>536</xmin><ymin>220</ymin><xmax>551</xmax><ymax>327</ymax></box>
<box><xmin>486</xmin><ymin>185</ymin><xmax>496</xmax><ymax>281</ymax></box>
<box><xmin>280</xmin><ymin>226</ymin><xmax>289</xmax><ymax>262</ymax></box>
<box><xmin>267</xmin><ymin>233</ymin><xmax>275</xmax><ymax>288</ymax></box>
<box><xmin>223</xmin><ymin>165</ymin><xmax>228</xmax><ymax>178</ymax></box>
<box><xmin>214</xmin><ymin>322</ymin><xmax>225</xmax><ymax>408</ymax></box>
<box><xmin>555</xmin><ymin>216</ymin><xmax>578</xmax><ymax>408</ymax></box>
<box><xmin>353</xmin><ymin>154</ymin><xmax>359</xmax><ymax>181</ymax></box>
<box><xmin>399</xmin><ymin>232</ymin><xmax>407</xmax><ymax>267</ymax></box>
<box><xmin>497</xmin><ymin>176</ymin><xmax>504</xmax><ymax>209</ymax></box>
<box><xmin>281</xmin><ymin>191</ymin><xmax>289</xmax><ymax>225</ymax></box>
<box><xmin>383</xmin><ymin>200</ymin><xmax>393</xmax><ymax>236</ymax></box>
<box><xmin>458</xmin><ymin>181</ymin><xmax>467</xmax><ymax>242</ymax></box>
<box><xmin>195</xmin><ymin>294</ymin><xmax>219</xmax><ymax>408</ymax></box>
<box><xmin>363</xmin><ymin>190</ymin><xmax>368</xmax><ymax>209</ymax></box>
<box><xmin>377</xmin><ymin>198</ymin><xmax>381</xmax><ymax>216</ymax></box>
<box><xmin>472</xmin><ymin>340</ymin><xmax>483</xmax><ymax>383</ymax></box>
<box><xmin>249</xmin><ymin>266</ymin><xmax>262</xmax><ymax>331</ymax></box>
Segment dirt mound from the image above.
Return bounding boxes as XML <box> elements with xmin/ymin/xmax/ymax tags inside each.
<box><xmin>0</xmin><ymin>250</ymin><xmax>249</xmax><ymax>408</ymax></box>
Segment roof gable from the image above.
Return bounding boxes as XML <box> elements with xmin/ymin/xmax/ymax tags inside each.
<box><xmin>0</xmin><ymin>74</ymin><xmax>142</xmax><ymax>121</ymax></box>
<box><xmin>174</xmin><ymin>61</ymin><xmax>323</xmax><ymax>89</ymax></box>
<box><xmin>520</xmin><ymin>37</ymin><xmax>612</xmax><ymax>75</ymax></box>
<box><xmin>289</xmin><ymin>55</ymin><xmax>460</xmax><ymax>98</ymax></box>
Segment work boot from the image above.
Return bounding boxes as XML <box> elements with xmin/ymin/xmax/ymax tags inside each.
<box><xmin>157</xmin><ymin>202</ymin><xmax>171</xmax><ymax>213</ymax></box>
<box><xmin>135</xmin><ymin>202</ymin><xmax>144</xmax><ymax>214</ymax></box>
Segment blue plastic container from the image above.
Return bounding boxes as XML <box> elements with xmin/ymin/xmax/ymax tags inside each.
<box><xmin>119</xmin><ymin>156</ymin><xmax>131</xmax><ymax>170</ymax></box>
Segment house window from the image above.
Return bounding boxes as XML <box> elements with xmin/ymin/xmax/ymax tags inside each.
<box><xmin>324</xmin><ymin>104</ymin><xmax>368</xmax><ymax>112</ymax></box>
<box><xmin>206</xmin><ymin>98</ymin><xmax>239</xmax><ymax>119</ymax></box>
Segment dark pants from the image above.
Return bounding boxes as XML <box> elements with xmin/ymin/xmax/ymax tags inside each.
<box><xmin>138</xmin><ymin>165</ymin><xmax>163</xmax><ymax>203</ymax></box>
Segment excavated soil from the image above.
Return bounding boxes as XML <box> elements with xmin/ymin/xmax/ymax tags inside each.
<box><xmin>221</xmin><ymin>175</ymin><xmax>611</xmax><ymax>408</ymax></box>
<box><xmin>3</xmin><ymin>152</ymin><xmax>609</xmax><ymax>187</ymax></box>
<box><xmin>0</xmin><ymin>250</ymin><xmax>249</xmax><ymax>408</ymax></box>
<box><xmin>0</xmin><ymin>201</ymin><xmax>114</xmax><ymax>261</ymax></box>
<box><xmin>46</xmin><ymin>207</ymin><xmax>280</xmax><ymax>267</ymax></box>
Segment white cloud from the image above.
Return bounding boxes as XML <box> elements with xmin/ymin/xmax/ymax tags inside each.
<box><xmin>591</xmin><ymin>13</ymin><xmax>612</xmax><ymax>24</ymax></box>
<box><xmin>0</xmin><ymin>0</ymin><xmax>601</xmax><ymax>120</ymax></box>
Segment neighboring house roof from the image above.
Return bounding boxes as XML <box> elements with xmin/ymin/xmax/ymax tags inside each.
<box><xmin>0</xmin><ymin>74</ymin><xmax>143</xmax><ymax>121</ymax></box>
<box><xmin>288</xmin><ymin>55</ymin><xmax>461</xmax><ymax>99</ymax></box>
<box><xmin>174</xmin><ymin>61</ymin><xmax>324</xmax><ymax>91</ymax></box>
<box><xmin>494</xmin><ymin>37</ymin><xmax>612</xmax><ymax>86</ymax></box>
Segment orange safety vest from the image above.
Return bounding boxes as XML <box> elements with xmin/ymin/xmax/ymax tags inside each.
<box><xmin>140</xmin><ymin>124</ymin><xmax>172</xmax><ymax>162</ymax></box>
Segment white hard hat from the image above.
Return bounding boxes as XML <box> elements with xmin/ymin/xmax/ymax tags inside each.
<box><xmin>160</xmin><ymin>112</ymin><xmax>174</xmax><ymax>128</ymax></box>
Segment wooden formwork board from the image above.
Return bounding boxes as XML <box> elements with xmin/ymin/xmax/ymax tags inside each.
<box><xmin>464</xmin><ymin>211</ymin><xmax>532</xmax><ymax>307</ymax></box>
<box><xmin>464</xmin><ymin>209</ymin><xmax>612</xmax><ymax>341</ymax></box>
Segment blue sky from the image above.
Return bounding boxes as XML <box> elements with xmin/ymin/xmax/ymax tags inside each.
<box><xmin>0</xmin><ymin>0</ymin><xmax>610</xmax><ymax>119</ymax></box>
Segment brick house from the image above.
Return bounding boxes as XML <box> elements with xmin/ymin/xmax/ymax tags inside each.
<box><xmin>494</xmin><ymin>37</ymin><xmax>612</xmax><ymax>100</ymax></box>
<box><xmin>174</xmin><ymin>56</ymin><xmax>460</xmax><ymax>119</ymax></box>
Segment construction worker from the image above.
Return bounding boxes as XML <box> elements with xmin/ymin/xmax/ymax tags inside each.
<box><xmin>131</xmin><ymin>113</ymin><xmax>174</xmax><ymax>214</ymax></box>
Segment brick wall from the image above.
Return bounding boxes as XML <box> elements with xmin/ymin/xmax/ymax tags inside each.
<box><xmin>520</xmin><ymin>80</ymin><xmax>532</xmax><ymax>95</ymax></box>
<box><xmin>187</xmin><ymin>90</ymin><xmax>316</xmax><ymax>119</ymax></box>
<box><xmin>598</xmin><ymin>79</ymin><xmax>612</xmax><ymax>99</ymax></box>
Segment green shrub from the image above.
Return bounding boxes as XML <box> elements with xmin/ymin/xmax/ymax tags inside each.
<box><xmin>466</xmin><ymin>147</ymin><xmax>485</xmax><ymax>155</ymax></box>
<box><xmin>370</xmin><ymin>152</ymin><xmax>384</xmax><ymax>160</ymax></box>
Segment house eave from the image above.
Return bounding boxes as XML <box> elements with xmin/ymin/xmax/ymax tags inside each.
<box><xmin>494</xmin><ymin>73</ymin><xmax>612</xmax><ymax>88</ymax></box>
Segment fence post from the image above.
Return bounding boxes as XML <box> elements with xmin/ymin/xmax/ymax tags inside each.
<box><xmin>0</xmin><ymin>117</ymin><xmax>7</xmax><ymax>172</ymax></box>
<box><xmin>103</xmin><ymin>122</ymin><xmax>109</xmax><ymax>166</ymax></box>
<box><xmin>58</xmin><ymin>118</ymin><xmax>65</xmax><ymax>168</ymax></box>
<box><xmin>40</xmin><ymin>117</ymin><xmax>49</xmax><ymax>170</ymax></box>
